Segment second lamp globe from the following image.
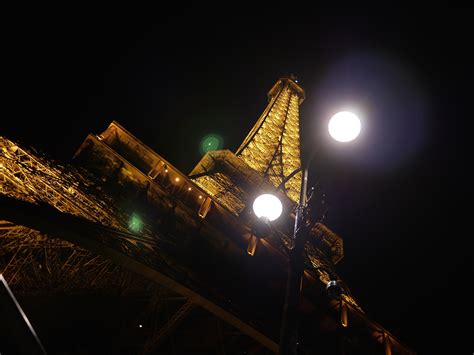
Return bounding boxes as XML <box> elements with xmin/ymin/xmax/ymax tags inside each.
<box><xmin>252</xmin><ymin>111</ymin><xmax>361</xmax><ymax>224</ymax></box>
<box><xmin>328</xmin><ymin>111</ymin><xmax>361</xmax><ymax>142</ymax></box>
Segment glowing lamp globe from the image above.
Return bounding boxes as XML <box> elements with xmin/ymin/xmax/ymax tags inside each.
<box><xmin>328</xmin><ymin>111</ymin><xmax>361</xmax><ymax>142</ymax></box>
<box><xmin>252</xmin><ymin>194</ymin><xmax>283</xmax><ymax>222</ymax></box>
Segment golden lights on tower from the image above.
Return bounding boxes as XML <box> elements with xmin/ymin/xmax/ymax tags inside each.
<box><xmin>236</xmin><ymin>77</ymin><xmax>305</xmax><ymax>203</ymax></box>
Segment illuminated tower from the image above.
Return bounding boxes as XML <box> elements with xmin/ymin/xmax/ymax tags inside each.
<box><xmin>0</xmin><ymin>77</ymin><xmax>415</xmax><ymax>354</ymax></box>
<box><xmin>189</xmin><ymin>76</ymin><xmax>306</xmax><ymax>218</ymax></box>
<box><xmin>236</xmin><ymin>76</ymin><xmax>304</xmax><ymax>203</ymax></box>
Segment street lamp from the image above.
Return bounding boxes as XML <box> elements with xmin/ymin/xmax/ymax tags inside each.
<box><xmin>252</xmin><ymin>111</ymin><xmax>361</xmax><ymax>355</ymax></box>
<box><xmin>252</xmin><ymin>193</ymin><xmax>283</xmax><ymax>222</ymax></box>
<box><xmin>328</xmin><ymin>111</ymin><xmax>361</xmax><ymax>142</ymax></box>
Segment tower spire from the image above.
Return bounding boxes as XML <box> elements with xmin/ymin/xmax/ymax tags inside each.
<box><xmin>236</xmin><ymin>76</ymin><xmax>305</xmax><ymax>202</ymax></box>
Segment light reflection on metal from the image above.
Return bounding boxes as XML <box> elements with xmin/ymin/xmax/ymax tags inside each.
<box><xmin>198</xmin><ymin>196</ymin><xmax>212</xmax><ymax>219</ymax></box>
<box><xmin>383</xmin><ymin>332</ymin><xmax>392</xmax><ymax>355</ymax></box>
<box><xmin>247</xmin><ymin>234</ymin><xmax>258</xmax><ymax>256</ymax></box>
<box><xmin>148</xmin><ymin>161</ymin><xmax>164</xmax><ymax>179</ymax></box>
<box><xmin>340</xmin><ymin>299</ymin><xmax>348</xmax><ymax>328</ymax></box>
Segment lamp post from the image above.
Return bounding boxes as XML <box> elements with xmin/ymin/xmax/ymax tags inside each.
<box><xmin>252</xmin><ymin>111</ymin><xmax>361</xmax><ymax>355</ymax></box>
<box><xmin>278</xmin><ymin>164</ymin><xmax>309</xmax><ymax>355</ymax></box>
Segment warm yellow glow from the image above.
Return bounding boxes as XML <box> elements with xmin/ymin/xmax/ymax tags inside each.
<box><xmin>188</xmin><ymin>187</ymin><xmax>192</xmax><ymax>191</ymax></box>
<box><xmin>164</xmin><ymin>168</ymin><xmax>168</xmax><ymax>173</ymax></box>
<box><xmin>383</xmin><ymin>333</ymin><xmax>392</xmax><ymax>355</ymax></box>
<box><xmin>328</xmin><ymin>111</ymin><xmax>361</xmax><ymax>142</ymax></box>
<box><xmin>175</xmin><ymin>177</ymin><xmax>180</xmax><ymax>182</ymax></box>
<box><xmin>247</xmin><ymin>234</ymin><xmax>258</xmax><ymax>256</ymax></box>
<box><xmin>341</xmin><ymin>300</ymin><xmax>348</xmax><ymax>327</ymax></box>
<box><xmin>198</xmin><ymin>196</ymin><xmax>212</xmax><ymax>218</ymax></box>
<box><xmin>252</xmin><ymin>193</ymin><xmax>283</xmax><ymax>221</ymax></box>
<box><xmin>199</xmin><ymin>195</ymin><xmax>203</xmax><ymax>199</ymax></box>
<box><xmin>236</xmin><ymin>79</ymin><xmax>303</xmax><ymax>203</ymax></box>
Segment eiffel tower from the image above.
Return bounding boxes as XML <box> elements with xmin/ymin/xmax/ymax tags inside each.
<box><xmin>0</xmin><ymin>77</ymin><xmax>415</xmax><ymax>354</ymax></box>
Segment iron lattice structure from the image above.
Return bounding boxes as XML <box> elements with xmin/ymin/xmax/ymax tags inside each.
<box><xmin>189</xmin><ymin>77</ymin><xmax>305</xmax><ymax>216</ymax></box>
<box><xmin>0</xmin><ymin>77</ymin><xmax>415</xmax><ymax>354</ymax></box>
<box><xmin>0</xmin><ymin>136</ymin><xmax>136</xmax><ymax>294</ymax></box>
<box><xmin>0</xmin><ymin>131</ymin><xmax>285</xmax><ymax>353</ymax></box>
<box><xmin>236</xmin><ymin>76</ymin><xmax>305</xmax><ymax>203</ymax></box>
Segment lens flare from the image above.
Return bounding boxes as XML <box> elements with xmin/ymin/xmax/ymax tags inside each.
<box><xmin>128</xmin><ymin>213</ymin><xmax>143</xmax><ymax>233</ymax></box>
<box><xmin>200</xmin><ymin>134</ymin><xmax>223</xmax><ymax>154</ymax></box>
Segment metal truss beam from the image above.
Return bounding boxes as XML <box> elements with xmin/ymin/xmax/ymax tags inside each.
<box><xmin>0</xmin><ymin>195</ymin><xmax>279</xmax><ymax>353</ymax></box>
<box><xmin>142</xmin><ymin>299</ymin><xmax>195</xmax><ymax>354</ymax></box>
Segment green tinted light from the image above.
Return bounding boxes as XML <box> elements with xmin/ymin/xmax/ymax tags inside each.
<box><xmin>128</xmin><ymin>213</ymin><xmax>143</xmax><ymax>233</ymax></box>
<box><xmin>200</xmin><ymin>134</ymin><xmax>223</xmax><ymax>154</ymax></box>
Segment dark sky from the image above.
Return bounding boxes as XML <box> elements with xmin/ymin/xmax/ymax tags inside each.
<box><xmin>3</xmin><ymin>6</ymin><xmax>472</xmax><ymax>354</ymax></box>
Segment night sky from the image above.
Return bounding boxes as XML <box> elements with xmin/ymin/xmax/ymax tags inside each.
<box><xmin>3</xmin><ymin>6</ymin><xmax>471</xmax><ymax>354</ymax></box>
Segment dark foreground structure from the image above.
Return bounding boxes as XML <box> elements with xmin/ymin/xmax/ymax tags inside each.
<box><xmin>0</xmin><ymin>274</ymin><xmax>47</xmax><ymax>354</ymax></box>
<box><xmin>0</xmin><ymin>77</ymin><xmax>415</xmax><ymax>354</ymax></box>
